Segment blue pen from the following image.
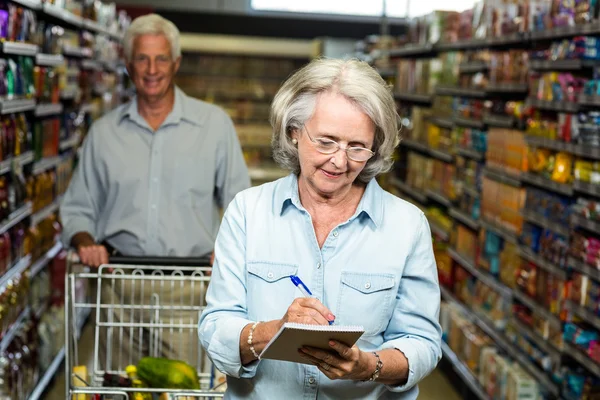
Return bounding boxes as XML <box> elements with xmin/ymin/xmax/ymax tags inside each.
<box><xmin>290</xmin><ymin>275</ymin><xmax>334</xmax><ymax>325</ymax></box>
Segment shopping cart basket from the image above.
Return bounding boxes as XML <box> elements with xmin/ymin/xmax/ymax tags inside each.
<box><xmin>65</xmin><ymin>253</ymin><xmax>225</xmax><ymax>399</ymax></box>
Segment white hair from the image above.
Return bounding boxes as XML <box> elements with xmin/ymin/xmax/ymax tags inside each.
<box><xmin>123</xmin><ymin>14</ymin><xmax>181</xmax><ymax>62</ymax></box>
<box><xmin>270</xmin><ymin>58</ymin><xmax>401</xmax><ymax>184</ymax></box>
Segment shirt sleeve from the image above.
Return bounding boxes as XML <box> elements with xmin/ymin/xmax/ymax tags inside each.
<box><xmin>382</xmin><ymin>212</ymin><xmax>442</xmax><ymax>392</ymax></box>
<box><xmin>59</xmin><ymin>125</ymin><xmax>106</xmax><ymax>247</ymax></box>
<box><xmin>198</xmin><ymin>193</ymin><xmax>259</xmax><ymax>379</ymax></box>
<box><xmin>214</xmin><ymin>114</ymin><xmax>250</xmax><ymax>210</ymax></box>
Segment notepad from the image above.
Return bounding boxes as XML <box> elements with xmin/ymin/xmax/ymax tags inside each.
<box><xmin>259</xmin><ymin>323</ymin><xmax>365</xmax><ymax>364</ymax></box>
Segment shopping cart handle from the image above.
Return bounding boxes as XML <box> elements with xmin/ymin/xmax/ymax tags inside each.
<box><xmin>108</xmin><ymin>255</ymin><xmax>213</xmax><ymax>266</ymax></box>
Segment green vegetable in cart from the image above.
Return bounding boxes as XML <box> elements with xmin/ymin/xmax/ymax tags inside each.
<box><xmin>137</xmin><ymin>357</ymin><xmax>200</xmax><ymax>390</ymax></box>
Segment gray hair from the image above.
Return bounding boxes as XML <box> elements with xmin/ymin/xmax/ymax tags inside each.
<box><xmin>270</xmin><ymin>58</ymin><xmax>400</xmax><ymax>184</ymax></box>
<box><xmin>123</xmin><ymin>14</ymin><xmax>181</xmax><ymax>62</ymax></box>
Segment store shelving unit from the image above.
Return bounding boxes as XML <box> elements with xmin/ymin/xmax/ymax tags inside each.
<box><xmin>383</xmin><ymin>15</ymin><xmax>600</xmax><ymax>398</ymax></box>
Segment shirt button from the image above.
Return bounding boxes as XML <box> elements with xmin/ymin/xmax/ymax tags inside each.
<box><xmin>151</xmin><ymin>205</ymin><xmax>157</xmax><ymax>210</ymax></box>
<box><xmin>267</xmin><ymin>272</ymin><xmax>274</xmax><ymax>279</ymax></box>
<box><xmin>333</xmin><ymin>230</ymin><xmax>339</xmax><ymax>237</ymax></box>
<box><xmin>308</xmin><ymin>377</ymin><xmax>315</xmax><ymax>384</ymax></box>
<box><xmin>317</xmin><ymin>262</ymin><xmax>321</xmax><ymax>269</ymax></box>
<box><xmin>365</xmin><ymin>282</ymin><xmax>371</xmax><ymax>290</ymax></box>
<box><xmin>153</xmin><ymin>177</ymin><xmax>158</xmax><ymax>183</ymax></box>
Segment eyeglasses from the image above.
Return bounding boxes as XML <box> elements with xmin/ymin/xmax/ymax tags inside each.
<box><xmin>303</xmin><ymin>126</ymin><xmax>375</xmax><ymax>162</ymax></box>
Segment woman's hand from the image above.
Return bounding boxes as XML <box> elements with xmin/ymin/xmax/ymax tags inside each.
<box><xmin>279</xmin><ymin>298</ymin><xmax>335</xmax><ymax>328</ymax></box>
<box><xmin>298</xmin><ymin>340</ymin><xmax>376</xmax><ymax>381</ymax></box>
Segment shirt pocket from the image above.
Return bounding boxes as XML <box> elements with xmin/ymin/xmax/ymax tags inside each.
<box><xmin>336</xmin><ymin>272</ymin><xmax>396</xmax><ymax>336</ymax></box>
<box><xmin>246</xmin><ymin>262</ymin><xmax>298</xmax><ymax>321</ymax></box>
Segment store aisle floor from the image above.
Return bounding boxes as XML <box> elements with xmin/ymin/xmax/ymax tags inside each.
<box><xmin>45</xmin><ymin>320</ymin><xmax>460</xmax><ymax>400</ymax></box>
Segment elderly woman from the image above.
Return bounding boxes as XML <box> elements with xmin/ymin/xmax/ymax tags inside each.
<box><xmin>199</xmin><ymin>58</ymin><xmax>441</xmax><ymax>399</ymax></box>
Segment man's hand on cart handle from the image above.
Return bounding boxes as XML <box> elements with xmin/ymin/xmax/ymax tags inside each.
<box><xmin>71</xmin><ymin>232</ymin><xmax>109</xmax><ymax>268</ymax></box>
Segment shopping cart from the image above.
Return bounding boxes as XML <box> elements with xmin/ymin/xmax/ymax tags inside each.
<box><xmin>65</xmin><ymin>252</ymin><xmax>225</xmax><ymax>399</ymax></box>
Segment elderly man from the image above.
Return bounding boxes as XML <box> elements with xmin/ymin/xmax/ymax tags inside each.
<box><xmin>60</xmin><ymin>14</ymin><xmax>250</xmax><ymax>266</ymax></box>
<box><xmin>59</xmin><ymin>14</ymin><xmax>250</xmax><ymax>373</ymax></box>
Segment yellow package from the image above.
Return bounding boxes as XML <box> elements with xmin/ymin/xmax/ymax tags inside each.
<box><xmin>551</xmin><ymin>152</ymin><xmax>573</xmax><ymax>184</ymax></box>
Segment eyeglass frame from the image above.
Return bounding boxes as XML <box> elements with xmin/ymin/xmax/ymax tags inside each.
<box><xmin>301</xmin><ymin>126</ymin><xmax>375</xmax><ymax>162</ymax></box>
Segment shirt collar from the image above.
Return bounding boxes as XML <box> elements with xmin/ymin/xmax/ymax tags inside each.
<box><xmin>119</xmin><ymin>86</ymin><xmax>206</xmax><ymax>128</ymax></box>
<box><xmin>278</xmin><ymin>174</ymin><xmax>383</xmax><ymax>228</ymax></box>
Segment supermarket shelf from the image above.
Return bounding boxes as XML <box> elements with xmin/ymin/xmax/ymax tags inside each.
<box><xmin>513</xmin><ymin>289</ymin><xmax>562</xmax><ymax>327</ymax></box>
<box><xmin>35</xmin><ymin>53</ymin><xmax>65</xmax><ymax>67</ymax></box>
<box><xmin>526</xmin><ymin>98</ymin><xmax>579</xmax><ymax>113</ymax></box>
<box><xmin>0</xmin><ymin>202</ymin><xmax>32</xmax><ymax>235</ymax></box>
<box><xmin>525</xmin><ymin>135</ymin><xmax>575</xmax><ymax>153</ymax></box>
<box><xmin>573</xmin><ymin>180</ymin><xmax>600</xmax><ymax>198</ymax></box>
<box><xmin>42</xmin><ymin>2</ymin><xmax>83</xmax><ymax>28</ymax></box>
<box><xmin>428</xmin><ymin>148</ymin><xmax>454</xmax><ymax>163</ymax></box>
<box><xmin>390</xmin><ymin>178</ymin><xmax>428</xmax><ymax>204</ymax></box>
<box><xmin>376</xmin><ymin>67</ymin><xmax>396</xmax><ymax>78</ymax></box>
<box><xmin>35</xmin><ymin>103</ymin><xmax>63</xmax><ymax>118</ymax></box>
<box><xmin>62</xmin><ymin>45</ymin><xmax>93</xmax><ymax>58</ymax></box>
<box><xmin>10</xmin><ymin>0</ymin><xmax>42</xmax><ymax>9</ymax></box>
<box><xmin>511</xmin><ymin>318</ymin><xmax>562</xmax><ymax>360</ymax></box>
<box><xmin>475</xmin><ymin>312</ymin><xmax>560</xmax><ymax>397</ymax></box>
<box><xmin>60</xmin><ymin>135</ymin><xmax>80</xmax><ymax>151</ymax></box>
<box><xmin>0</xmin><ymin>98</ymin><xmax>36</xmax><ymax>114</ymax></box>
<box><xmin>579</xmin><ymin>94</ymin><xmax>600</xmax><ymax>107</ymax></box>
<box><xmin>483</xmin><ymin>114</ymin><xmax>517</xmax><ymax>129</ymax></box>
<box><xmin>482</xmin><ymin>166</ymin><xmax>522</xmax><ymax>187</ymax></box>
<box><xmin>571</xmin><ymin>214</ymin><xmax>600</xmax><ymax>236</ymax></box>
<box><xmin>449</xmin><ymin>207</ymin><xmax>479</xmax><ymax>230</ymax></box>
<box><xmin>458</xmin><ymin>61</ymin><xmax>488</xmax><ymax>74</ymax></box>
<box><xmin>448</xmin><ymin>247</ymin><xmax>512</xmax><ymax>298</ymax></box>
<box><xmin>568</xmin><ymin>256</ymin><xmax>600</xmax><ymax>282</ymax></box>
<box><xmin>480</xmin><ymin>218</ymin><xmax>519</xmax><ymax>244</ymax></box>
<box><xmin>29</xmin><ymin>242</ymin><xmax>63</xmax><ymax>279</ymax></box>
<box><xmin>389</xmin><ymin>44</ymin><xmax>434</xmax><ymax>58</ymax></box>
<box><xmin>529</xmin><ymin>59</ymin><xmax>588</xmax><ymax>71</ymax></box>
<box><xmin>437</xmin><ymin>39</ymin><xmax>487</xmax><ymax>51</ymax></box>
<box><xmin>29</xmin><ymin>345</ymin><xmax>65</xmax><ymax>399</ymax></box>
<box><xmin>3</xmin><ymin>41</ymin><xmax>38</xmax><ymax>56</ymax></box>
<box><xmin>425</xmin><ymin>189</ymin><xmax>452</xmax><ymax>208</ymax></box>
<box><xmin>428</xmin><ymin>219</ymin><xmax>450</xmax><ymax>241</ymax></box>
<box><xmin>521</xmin><ymin>209</ymin><xmax>571</xmax><ymax>237</ymax></box>
<box><xmin>442</xmin><ymin>281</ymin><xmax>561</xmax><ymax>397</ymax></box>
<box><xmin>572</xmin><ymin>144</ymin><xmax>600</xmax><ymax>160</ymax></box>
<box><xmin>436</xmin><ymin>85</ymin><xmax>486</xmax><ymax>98</ymax></box>
<box><xmin>520</xmin><ymin>172</ymin><xmax>573</xmax><ymax>197</ymax></box>
<box><xmin>0</xmin><ymin>254</ymin><xmax>31</xmax><ymax>291</ymax></box>
<box><xmin>0</xmin><ymin>306</ymin><xmax>31</xmax><ymax>353</ymax></box>
<box><xmin>462</xmin><ymin>184</ymin><xmax>480</xmax><ymax>198</ymax></box>
<box><xmin>453</xmin><ymin>117</ymin><xmax>484</xmax><ymax>130</ymax></box>
<box><xmin>428</xmin><ymin>116</ymin><xmax>454</xmax><ymax>130</ymax></box>
<box><xmin>565</xmin><ymin>300</ymin><xmax>600</xmax><ymax>332</ymax></box>
<box><xmin>33</xmin><ymin>156</ymin><xmax>63</xmax><ymax>175</ymax></box>
<box><xmin>393</xmin><ymin>92</ymin><xmax>433</xmax><ymax>104</ymax></box>
<box><xmin>82</xmin><ymin>18</ymin><xmax>121</xmax><ymax>40</ymax></box>
<box><xmin>456</xmin><ymin>146</ymin><xmax>484</xmax><ymax>161</ymax></box>
<box><xmin>401</xmin><ymin>138</ymin><xmax>430</xmax><ymax>153</ymax></box>
<box><xmin>249</xmin><ymin>167</ymin><xmax>288</xmax><ymax>181</ymax></box>
<box><xmin>518</xmin><ymin>247</ymin><xmax>568</xmax><ymax>280</ymax></box>
<box><xmin>28</xmin><ymin>306</ymin><xmax>91</xmax><ymax>400</ymax></box>
<box><xmin>81</xmin><ymin>59</ymin><xmax>103</xmax><ymax>71</ymax></box>
<box><xmin>441</xmin><ymin>341</ymin><xmax>489</xmax><ymax>400</ymax></box>
<box><xmin>563</xmin><ymin>341</ymin><xmax>600</xmax><ymax>378</ymax></box>
<box><xmin>0</xmin><ymin>151</ymin><xmax>34</xmax><ymax>174</ymax></box>
<box><xmin>31</xmin><ymin>196</ymin><xmax>63</xmax><ymax>226</ymax></box>
<box><xmin>531</xmin><ymin>23</ymin><xmax>600</xmax><ymax>40</ymax></box>
<box><xmin>486</xmin><ymin>83</ymin><xmax>529</xmax><ymax>94</ymax></box>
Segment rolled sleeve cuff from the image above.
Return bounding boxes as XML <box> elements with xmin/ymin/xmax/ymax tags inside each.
<box><xmin>61</xmin><ymin>218</ymin><xmax>96</xmax><ymax>248</ymax></box>
<box><xmin>203</xmin><ymin>317</ymin><xmax>261</xmax><ymax>379</ymax></box>
<box><xmin>382</xmin><ymin>337</ymin><xmax>439</xmax><ymax>392</ymax></box>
